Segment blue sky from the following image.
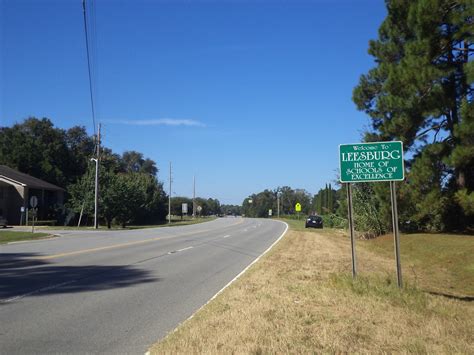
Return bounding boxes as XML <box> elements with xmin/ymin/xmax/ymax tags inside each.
<box><xmin>1</xmin><ymin>0</ymin><xmax>386</xmax><ymax>205</ymax></box>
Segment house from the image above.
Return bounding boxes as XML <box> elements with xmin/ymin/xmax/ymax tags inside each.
<box><xmin>0</xmin><ymin>165</ymin><xmax>64</xmax><ymax>225</ymax></box>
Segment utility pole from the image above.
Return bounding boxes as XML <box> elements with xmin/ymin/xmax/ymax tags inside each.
<box><xmin>192</xmin><ymin>175</ymin><xmax>196</xmax><ymax>218</ymax></box>
<box><xmin>277</xmin><ymin>193</ymin><xmax>280</xmax><ymax>218</ymax></box>
<box><xmin>168</xmin><ymin>162</ymin><xmax>172</xmax><ymax>224</ymax></box>
<box><xmin>93</xmin><ymin>123</ymin><xmax>100</xmax><ymax>229</ymax></box>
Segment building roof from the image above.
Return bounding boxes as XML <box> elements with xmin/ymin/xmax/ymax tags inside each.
<box><xmin>0</xmin><ymin>165</ymin><xmax>64</xmax><ymax>191</ymax></box>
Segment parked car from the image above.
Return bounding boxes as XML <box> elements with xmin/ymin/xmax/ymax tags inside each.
<box><xmin>0</xmin><ymin>216</ymin><xmax>7</xmax><ymax>228</ymax></box>
<box><xmin>305</xmin><ymin>215</ymin><xmax>323</xmax><ymax>228</ymax></box>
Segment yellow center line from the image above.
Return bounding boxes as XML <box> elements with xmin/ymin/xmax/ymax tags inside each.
<box><xmin>35</xmin><ymin>236</ymin><xmax>167</xmax><ymax>260</ymax></box>
<box><xmin>34</xmin><ymin>218</ymin><xmax>245</xmax><ymax>260</ymax></box>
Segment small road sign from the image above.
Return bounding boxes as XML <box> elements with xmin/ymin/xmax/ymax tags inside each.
<box><xmin>30</xmin><ymin>196</ymin><xmax>38</xmax><ymax>208</ymax></box>
<box><xmin>182</xmin><ymin>203</ymin><xmax>188</xmax><ymax>214</ymax></box>
<box><xmin>197</xmin><ymin>206</ymin><xmax>202</xmax><ymax>213</ymax></box>
<box><xmin>268</xmin><ymin>209</ymin><xmax>272</xmax><ymax>216</ymax></box>
<box><xmin>339</xmin><ymin>141</ymin><xmax>404</xmax><ymax>183</ymax></box>
<box><xmin>295</xmin><ymin>203</ymin><xmax>301</xmax><ymax>212</ymax></box>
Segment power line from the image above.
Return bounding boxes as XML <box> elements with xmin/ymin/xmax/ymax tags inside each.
<box><xmin>82</xmin><ymin>0</ymin><xmax>97</xmax><ymax>137</ymax></box>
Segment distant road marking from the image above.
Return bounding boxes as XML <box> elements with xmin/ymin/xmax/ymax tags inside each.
<box><xmin>176</xmin><ymin>246</ymin><xmax>193</xmax><ymax>252</ymax></box>
<box><xmin>32</xmin><ymin>218</ymin><xmax>245</xmax><ymax>260</ymax></box>
<box><xmin>37</xmin><ymin>232</ymin><xmax>203</xmax><ymax>259</ymax></box>
<box><xmin>222</xmin><ymin>235</ymin><xmax>231</xmax><ymax>239</ymax></box>
<box><xmin>31</xmin><ymin>218</ymin><xmax>244</xmax><ymax>260</ymax></box>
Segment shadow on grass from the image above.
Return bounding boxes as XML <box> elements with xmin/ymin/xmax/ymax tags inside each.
<box><xmin>0</xmin><ymin>253</ymin><xmax>158</xmax><ymax>302</ymax></box>
<box><xmin>427</xmin><ymin>291</ymin><xmax>474</xmax><ymax>302</ymax></box>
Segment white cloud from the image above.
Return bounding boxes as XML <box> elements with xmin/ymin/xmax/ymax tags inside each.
<box><xmin>104</xmin><ymin>118</ymin><xmax>206</xmax><ymax>127</ymax></box>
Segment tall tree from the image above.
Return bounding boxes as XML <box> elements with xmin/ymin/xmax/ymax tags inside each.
<box><xmin>121</xmin><ymin>151</ymin><xmax>158</xmax><ymax>176</ymax></box>
<box><xmin>0</xmin><ymin>117</ymin><xmax>73</xmax><ymax>187</ymax></box>
<box><xmin>328</xmin><ymin>183</ymin><xmax>334</xmax><ymax>213</ymax></box>
<box><xmin>353</xmin><ymin>0</ymin><xmax>473</xmax><ymax>230</ymax></box>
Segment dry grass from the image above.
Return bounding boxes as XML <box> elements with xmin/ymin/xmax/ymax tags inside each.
<box><xmin>149</xmin><ymin>224</ymin><xmax>474</xmax><ymax>354</ymax></box>
<box><xmin>363</xmin><ymin>232</ymin><xmax>474</xmax><ymax>296</ymax></box>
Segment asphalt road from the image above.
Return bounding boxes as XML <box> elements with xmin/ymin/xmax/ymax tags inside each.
<box><xmin>0</xmin><ymin>218</ymin><xmax>287</xmax><ymax>354</ymax></box>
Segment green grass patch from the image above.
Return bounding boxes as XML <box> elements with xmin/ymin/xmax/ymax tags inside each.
<box><xmin>362</xmin><ymin>233</ymin><xmax>474</xmax><ymax>296</ymax></box>
<box><xmin>281</xmin><ymin>216</ymin><xmax>474</xmax><ymax>297</ymax></box>
<box><xmin>328</xmin><ymin>273</ymin><xmax>429</xmax><ymax>312</ymax></box>
<box><xmin>280</xmin><ymin>216</ymin><xmax>474</xmax><ymax>296</ymax></box>
<box><xmin>0</xmin><ymin>231</ymin><xmax>53</xmax><ymax>244</ymax></box>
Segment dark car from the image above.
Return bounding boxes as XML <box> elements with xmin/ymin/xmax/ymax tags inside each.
<box><xmin>305</xmin><ymin>215</ymin><xmax>323</xmax><ymax>228</ymax></box>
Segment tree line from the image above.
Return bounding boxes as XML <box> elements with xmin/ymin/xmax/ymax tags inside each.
<box><xmin>241</xmin><ymin>185</ymin><xmax>340</xmax><ymax>219</ymax></box>
<box><xmin>0</xmin><ymin>117</ymin><xmax>224</xmax><ymax>227</ymax></box>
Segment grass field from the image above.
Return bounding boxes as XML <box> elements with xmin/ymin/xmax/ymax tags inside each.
<box><xmin>149</xmin><ymin>219</ymin><xmax>474</xmax><ymax>353</ymax></box>
<box><xmin>0</xmin><ymin>231</ymin><xmax>53</xmax><ymax>244</ymax></box>
<box><xmin>363</xmin><ymin>232</ymin><xmax>474</xmax><ymax>297</ymax></box>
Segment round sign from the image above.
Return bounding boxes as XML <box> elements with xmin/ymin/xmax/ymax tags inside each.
<box><xmin>30</xmin><ymin>196</ymin><xmax>38</xmax><ymax>208</ymax></box>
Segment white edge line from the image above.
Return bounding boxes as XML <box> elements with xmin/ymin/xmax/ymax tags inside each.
<box><xmin>146</xmin><ymin>220</ymin><xmax>289</xmax><ymax>354</ymax></box>
<box><xmin>176</xmin><ymin>246</ymin><xmax>193</xmax><ymax>252</ymax></box>
<box><xmin>1</xmin><ymin>279</ymin><xmax>77</xmax><ymax>304</ymax></box>
<box><xmin>222</xmin><ymin>235</ymin><xmax>231</xmax><ymax>239</ymax></box>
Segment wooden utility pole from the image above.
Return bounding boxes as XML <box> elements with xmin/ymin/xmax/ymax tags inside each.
<box><xmin>193</xmin><ymin>175</ymin><xmax>196</xmax><ymax>218</ymax></box>
<box><xmin>93</xmin><ymin>123</ymin><xmax>100</xmax><ymax>229</ymax></box>
<box><xmin>168</xmin><ymin>162</ymin><xmax>172</xmax><ymax>224</ymax></box>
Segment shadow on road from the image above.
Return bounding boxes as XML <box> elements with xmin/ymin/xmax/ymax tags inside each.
<box><xmin>0</xmin><ymin>253</ymin><xmax>159</xmax><ymax>301</ymax></box>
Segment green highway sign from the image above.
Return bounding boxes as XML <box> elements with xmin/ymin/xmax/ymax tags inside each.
<box><xmin>339</xmin><ymin>141</ymin><xmax>404</xmax><ymax>183</ymax></box>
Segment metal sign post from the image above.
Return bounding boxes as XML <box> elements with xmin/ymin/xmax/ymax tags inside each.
<box><xmin>20</xmin><ymin>206</ymin><xmax>25</xmax><ymax>226</ymax></box>
<box><xmin>295</xmin><ymin>203</ymin><xmax>301</xmax><ymax>220</ymax></box>
<box><xmin>277</xmin><ymin>194</ymin><xmax>280</xmax><ymax>218</ymax></box>
<box><xmin>346</xmin><ymin>183</ymin><xmax>357</xmax><ymax>278</ymax></box>
<box><xmin>30</xmin><ymin>196</ymin><xmax>38</xmax><ymax>233</ymax></box>
<box><xmin>31</xmin><ymin>208</ymin><xmax>37</xmax><ymax>233</ymax></box>
<box><xmin>390</xmin><ymin>181</ymin><xmax>403</xmax><ymax>288</ymax></box>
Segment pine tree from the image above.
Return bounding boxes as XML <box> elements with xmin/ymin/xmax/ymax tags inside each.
<box><xmin>353</xmin><ymin>0</ymin><xmax>473</xmax><ymax>230</ymax></box>
<box><xmin>322</xmin><ymin>184</ymin><xmax>327</xmax><ymax>214</ymax></box>
<box><xmin>316</xmin><ymin>191</ymin><xmax>322</xmax><ymax>214</ymax></box>
<box><xmin>328</xmin><ymin>183</ymin><xmax>334</xmax><ymax>213</ymax></box>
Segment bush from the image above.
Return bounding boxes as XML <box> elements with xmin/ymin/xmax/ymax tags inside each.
<box><xmin>322</xmin><ymin>214</ymin><xmax>348</xmax><ymax>229</ymax></box>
